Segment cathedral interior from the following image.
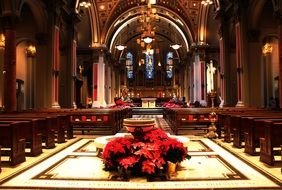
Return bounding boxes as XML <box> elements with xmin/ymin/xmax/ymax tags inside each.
<box><xmin>0</xmin><ymin>0</ymin><xmax>282</xmax><ymax>190</ymax></box>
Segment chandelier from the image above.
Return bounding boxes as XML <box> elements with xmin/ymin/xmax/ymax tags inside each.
<box><xmin>115</xmin><ymin>44</ymin><xmax>126</xmax><ymax>51</ymax></box>
<box><xmin>201</xmin><ymin>0</ymin><xmax>213</xmax><ymax>6</ymax></box>
<box><xmin>79</xmin><ymin>0</ymin><xmax>91</xmax><ymax>8</ymax></box>
<box><xmin>170</xmin><ymin>44</ymin><xmax>182</xmax><ymax>50</ymax></box>
<box><xmin>136</xmin><ymin>0</ymin><xmax>158</xmax><ymax>52</ymax></box>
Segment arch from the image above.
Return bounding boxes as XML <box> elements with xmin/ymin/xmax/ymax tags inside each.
<box><xmin>88</xmin><ymin>0</ymin><xmax>101</xmax><ymax>46</ymax></box>
<box><xmin>248</xmin><ymin>0</ymin><xmax>268</xmax><ymax>29</ymax></box>
<box><xmin>19</xmin><ymin>0</ymin><xmax>47</xmax><ymax>33</ymax></box>
<box><xmin>105</xmin><ymin>6</ymin><xmax>193</xmax><ymax>53</ymax></box>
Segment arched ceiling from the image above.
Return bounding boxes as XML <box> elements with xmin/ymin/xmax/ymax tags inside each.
<box><xmin>77</xmin><ymin>0</ymin><xmax>212</xmax><ymax>61</ymax></box>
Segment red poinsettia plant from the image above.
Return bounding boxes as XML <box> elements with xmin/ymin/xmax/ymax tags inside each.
<box><xmin>102</xmin><ymin>128</ymin><xmax>190</xmax><ymax>177</ymax></box>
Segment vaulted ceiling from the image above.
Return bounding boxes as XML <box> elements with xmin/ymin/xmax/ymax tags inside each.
<box><xmin>77</xmin><ymin>0</ymin><xmax>219</xmax><ymax>61</ymax></box>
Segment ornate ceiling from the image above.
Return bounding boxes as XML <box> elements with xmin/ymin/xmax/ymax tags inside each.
<box><xmin>78</xmin><ymin>0</ymin><xmax>217</xmax><ymax>61</ymax></box>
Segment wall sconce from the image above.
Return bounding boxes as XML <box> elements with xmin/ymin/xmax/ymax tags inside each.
<box><xmin>26</xmin><ymin>44</ymin><xmax>36</xmax><ymax>57</ymax></box>
<box><xmin>0</xmin><ymin>34</ymin><xmax>5</xmax><ymax>48</ymax></box>
<box><xmin>262</xmin><ymin>43</ymin><xmax>272</xmax><ymax>56</ymax></box>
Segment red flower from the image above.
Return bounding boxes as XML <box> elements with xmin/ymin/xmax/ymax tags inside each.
<box><xmin>119</xmin><ymin>155</ymin><xmax>139</xmax><ymax>169</ymax></box>
<box><xmin>102</xmin><ymin>128</ymin><xmax>190</xmax><ymax>176</ymax></box>
<box><xmin>142</xmin><ymin>160</ymin><xmax>156</xmax><ymax>174</ymax></box>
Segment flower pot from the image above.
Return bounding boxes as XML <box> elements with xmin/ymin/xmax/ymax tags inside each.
<box><xmin>167</xmin><ymin>161</ymin><xmax>177</xmax><ymax>175</ymax></box>
<box><xmin>123</xmin><ymin>118</ymin><xmax>155</xmax><ymax>134</ymax></box>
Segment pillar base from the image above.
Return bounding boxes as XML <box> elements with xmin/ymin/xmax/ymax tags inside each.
<box><xmin>92</xmin><ymin>100</ymin><xmax>107</xmax><ymax>108</ymax></box>
<box><xmin>52</xmin><ymin>102</ymin><xmax>61</xmax><ymax>109</ymax></box>
<box><xmin>236</xmin><ymin>101</ymin><xmax>244</xmax><ymax>107</ymax></box>
<box><xmin>73</xmin><ymin>102</ymin><xmax>77</xmax><ymax>109</ymax></box>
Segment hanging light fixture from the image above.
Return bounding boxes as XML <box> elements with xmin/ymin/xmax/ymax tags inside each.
<box><xmin>143</xmin><ymin>36</ymin><xmax>153</xmax><ymax>44</ymax></box>
<box><xmin>201</xmin><ymin>0</ymin><xmax>213</xmax><ymax>6</ymax></box>
<box><xmin>170</xmin><ymin>44</ymin><xmax>182</xmax><ymax>50</ymax></box>
<box><xmin>115</xmin><ymin>33</ymin><xmax>126</xmax><ymax>51</ymax></box>
<box><xmin>115</xmin><ymin>44</ymin><xmax>126</xmax><ymax>51</ymax></box>
<box><xmin>170</xmin><ymin>26</ymin><xmax>182</xmax><ymax>50</ymax></box>
<box><xmin>79</xmin><ymin>0</ymin><xmax>91</xmax><ymax>8</ymax></box>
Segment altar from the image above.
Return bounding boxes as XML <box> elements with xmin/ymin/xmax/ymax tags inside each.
<box><xmin>141</xmin><ymin>97</ymin><xmax>157</xmax><ymax>108</ymax></box>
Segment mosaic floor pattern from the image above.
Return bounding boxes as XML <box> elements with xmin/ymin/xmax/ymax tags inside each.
<box><xmin>0</xmin><ymin>137</ymin><xmax>281</xmax><ymax>190</ymax></box>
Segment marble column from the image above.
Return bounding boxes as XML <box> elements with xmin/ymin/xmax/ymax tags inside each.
<box><xmin>92</xmin><ymin>52</ymin><xmax>106</xmax><ymax>107</ymax></box>
<box><xmin>272</xmin><ymin>0</ymin><xmax>282</xmax><ymax>108</ymax></box>
<box><xmin>0</xmin><ymin>46</ymin><xmax>4</xmax><ymax>108</ymax></box>
<box><xmin>3</xmin><ymin>20</ymin><xmax>17</xmax><ymax>112</ymax></box>
<box><xmin>235</xmin><ymin>23</ymin><xmax>244</xmax><ymax>107</ymax></box>
<box><xmin>51</xmin><ymin>26</ymin><xmax>60</xmax><ymax>108</ymax></box>
<box><xmin>26</xmin><ymin>54</ymin><xmax>35</xmax><ymax>109</ymax></box>
<box><xmin>219</xmin><ymin>37</ymin><xmax>225</xmax><ymax>106</ymax></box>
<box><xmin>71</xmin><ymin>40</ymin><xmax>77</xmax><ymax>108</ymax></box>
<box><xmin>192</xmin><ymin>52</ymin><xmax>206</xmax><ymax>105</ymax></box>
<box><xmin>106</xmin><ymin>64</ymin><xmax>112</xmax><ymax>104</ymax></box>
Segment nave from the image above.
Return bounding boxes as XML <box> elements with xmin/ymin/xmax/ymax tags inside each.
<box><xmin>0</xmin><ymin>116</ymin><xmax>281</xmax><ymax>190</ymax></box>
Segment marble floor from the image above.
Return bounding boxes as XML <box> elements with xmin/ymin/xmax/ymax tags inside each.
<box><xmin>0</xmin><ymin>134</ymin><xmax>281</xmax><ymax>190</ymax></box>
<box><xmin>0</xmin><ymin>116</ymin><xmax>282</xmax><ymax>190</ymax></box>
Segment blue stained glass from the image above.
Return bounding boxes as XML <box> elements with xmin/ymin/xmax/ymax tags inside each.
<box><xmin>146</xmin><ymin>54</ymin><xmax>154</xmax><ymax>79</ymax></box>
<box><xmin>126</xmin><ymin>52</ymin><xmax>134</xmax><ymax>79</ymax></box>
<box><xmin>166</xmin><ymin>52</ymin><xmax>173</xmax><ymax>79</ymax></box>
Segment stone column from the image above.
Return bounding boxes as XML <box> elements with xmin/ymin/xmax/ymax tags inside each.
<box><xmin>192</xmin><ymin>50</ymin><xmax>207</xmax><ymax>106</ymax></box>
<box><xmin>217</xmin><ymin>14</ymin><xmax>229</xmax><ymax>107</ymax></box>
<box><xmin>51</xmin><ymin>26</ymin><xmax>60</xmax><ymax>108</ymax></box>
<box><xmin>92</xmin><ymin>51</ymin><xmax>106</xmax><ymax>107</ymax></box>
<box><xmin>71</xmin><ymin>40</ymin><xmax>77</xmax><ymax>108</ymax></box>
<box><xmin>235</xmin><ymin>22</ymin><xmax>244</xmax><ymax>107</ymax></box>
<box><xmin>3</xmin><ymin>17</ymin><xmax>17</xmax><ymax>112</ymax></box>
<box><xmin>273</xmin><ymin>1</ymin><xmax>282</xmax><ymax>108</ymax></box>
<box><xmin>106</xmin><ymin>63</ymin><xmax>112</xmax><ymax>104</ymax></box>
<box><xmin>26</xmin><ymin>50</ymin><xmax>35</xmax><ymax>109</ymax></box>
<box><xmin>0</xmin><ymin>45</ymin><xmax>4</xmax><ymax>108</ymax></box>
<box><xmin>234</xmin><ymin>1</ymin><xmax>249</xmax><ymax>107</ymax></box>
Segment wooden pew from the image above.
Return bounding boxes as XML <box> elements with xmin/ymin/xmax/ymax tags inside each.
<box><xmin>164</xmin><ymin>108</ymin><xmax>217</xmax><ymax>135</ymax></box>
<box><xmin>0</xmin><ymin>114</ymin><xmax>64</xmax><ymax>144</ymax></box>
<box><xmin>0</xmin><ymin>122</ymin><xmax>26</xmax><ymax>165</ymax></box>
<box><xmin>259</xmin><ymin>121</ymin><xmax>282</xmax><ymax>165</ymax></box>
<box><xmin>243</xmin><ymin>117</ymin><xmax>282</xmax><ymax>155</ymax></box>
<box><xmin>0</xmin><ymin>145</ymin><xmax>1</xmax><ymax>173</ymax></box>
<box><xmin>0</xmin><ymin>119</ymin><xmax>42</xmax><ymax>156</ymax></box>
<box><xmin>222</xmin><ymin>110</ymin><xmax>281</xmax><ymax>143</ymax></box>
<box><xmin>0</xmin><ymin>115</ymin><xmax>55</xmax><ymax>149</ymax></box>
<box><xmin>232</xmin><ymin>114</ymin><xmax>282</xmax><ymax>148</ymax></box>
<box><xmin>70</xmin><ymin>109</ymin><xmax>120</xmax><ymax>135</ymax></box>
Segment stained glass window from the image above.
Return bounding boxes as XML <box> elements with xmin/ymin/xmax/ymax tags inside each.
<box><xmin>146</xmin><ymin>54</ymin><xmax>154</xmax><ymax>79</ymax></box>
<box><xmin>126</xmin><ymin>52</ymin><xmax>134</xmax><ymax>79</ymax></box>
<box><xmin>166</xmin><ymin>52</ymin><xmax>173</xmax><ymax>79</ymax></box>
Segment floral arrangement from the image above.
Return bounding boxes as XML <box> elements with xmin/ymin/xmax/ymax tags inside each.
<box><xmin>102</xmin><ymin>128</ymin><xmax>190</xmax><ymax>178</ymax></box>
